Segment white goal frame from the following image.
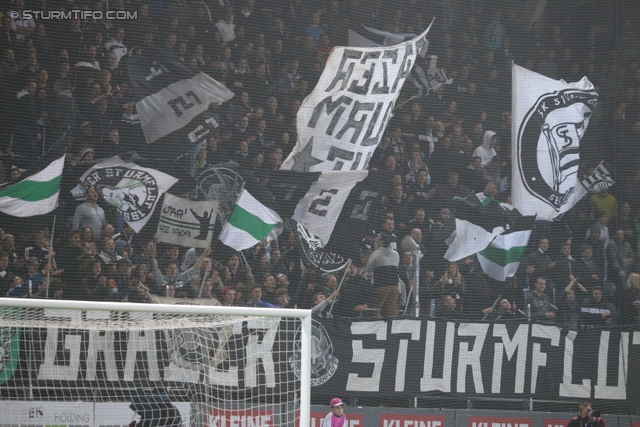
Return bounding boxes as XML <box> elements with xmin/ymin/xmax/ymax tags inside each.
<box><xmin>0</xmin><ymin>297</ymin><xmax>312</xmax><ymax>427</ymax></box>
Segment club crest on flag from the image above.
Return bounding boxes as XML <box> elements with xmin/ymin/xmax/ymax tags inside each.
<box><xmin>516</xmin><ymin>88</ymin><xmax>598</xmax><ymax>211</ymax></box>
<box><xmin>86</xmin><ymin>168</ymin><xmax>159</xmax><ymax>222</ymax></box>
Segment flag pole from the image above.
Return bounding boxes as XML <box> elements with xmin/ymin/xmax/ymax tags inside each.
<box><xmin>197</xmin><ymin>260</ymin><xmax>212</xmax><ymax>298</ymax></box>
<box><xmin>481</xmin><ymin>294</ymin><xmax>502</xmax><ymax>321</ymax></box>
<box><xmin>45</xmin><ymin>214</ymin><xmax>57</xmax><ymax>299</ymax></box>
<box><xmin>328</xmin><ymin>259</ymin><xmax>352</xmax><ymax>316</ymax></box>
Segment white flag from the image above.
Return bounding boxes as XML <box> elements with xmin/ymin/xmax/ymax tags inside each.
<box><xmin>156</xmin><ymin>194</ymin><xmax>218</xmax><ymax>248</ymax></box>
<box><xmin>80</xmin><ymin>156</ymin><xmax>178</xmax><ymax>233</ymax></box>
<box><xmin>281</xmin><ymin>25</ymin><xmax>431</xmax><ymax>172</ymax></box>
<box><xmin>512</xmin><ymin>63</ymin><xmax>599</xmax><ymax>220</ymax></box>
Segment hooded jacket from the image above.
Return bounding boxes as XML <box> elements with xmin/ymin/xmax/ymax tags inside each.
<box><xmin>473</xmin><ymin>130</ymin><xmax>497</xmax><ymax>166</ymax></box>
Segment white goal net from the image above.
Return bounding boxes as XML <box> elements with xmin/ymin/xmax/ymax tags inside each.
<box><xmin>0</xmin><ymin>298</ymin><xmax>311</xmax><ymax>427</ymax></box>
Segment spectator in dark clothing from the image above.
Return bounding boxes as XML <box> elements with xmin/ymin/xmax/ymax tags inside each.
<box><xmin>524</xmin><ymin>277</ymin><xmax>556</xmax><ymax>322</ymax></box>
<box><xmin>581</xmin><ymin>286</ymin><xmax>616</xmax><ymax>327</ymax></box>
<box><xmin>332</xmin><ymin>263</ymin><xmax>376</xmax><ymax>318</ymax></box>
<box><xmin>12</xmin><ymin>79</ymin><xmax>41</xmax><ymax>168</ymax></box>
<box><xmin>621</xmin><ymin>273</ymin><xmax>640</xmax><ymax>327</ymax></box>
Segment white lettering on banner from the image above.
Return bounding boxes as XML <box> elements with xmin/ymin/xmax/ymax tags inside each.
<box><xmin>530</xmin><ymin>324</ymin><xmax>560</xmax><ymax>394</ymax></box>
<box><xmin>421</xmin><ymin>321</ymin><xmax>454</xmax><ymax>392</ymax></box>
<box><xmin>305</xmin><ymin>411</ymin><xmax>365</xmax><ymax>427</ymax></box>
<box><xmin>390</xmin><ymin>320</ymin><xmax>421</xmax><ymax>392</ymax></box>
<box><xmin>346</xmin><ymin>321</ymin><xmax>386</xmax><ymax>391</ymax></box>
<box><xmin>468</xmin><ymin>417</ymin><xmax>532</xmax><ymax>427</ymax></box>
<box><xmin>380</xmin><ymin>413</ymin><xmax>445</xmax><ymax>427</ymax></box>
<box><xmin>18</xmin><ymin>316</ymin><xmax>640</xmax><ymax>399</ymax></box>
<box><xmin>244</xmin><ymin>318</ymin><xmax>279</xmax><ymax>388</ymax></box>
<box><xmin>491</xmin><ymin>324</ymin><xmax>528</xmax><ymax>394</ymax></box>
<box><xmin>559</xmin><ymin>330</ymin><xmax>590</xmax><ymax>397</ymax></box>
<box><xmin>124</xmin><ymin>312</ymin><xmax>160</xmax><ymax>381</ymax></box>
<box><xmin>85</xmin><ymin>310</ymin><xmax>119</xmax><ymax>381</ymax></box>
<box><xmin>208</xmin><ymin>410</ymin><xmax>274</xmax><ymax>427</ymax></box>
<box><xmin>594</xmin><ymin>331</ymin><xmax>628</xmax><ymax>399</ymax></box>
<box><xmin>457</xmin><ymin>323</ymin><xmax>489</xmax><ymax>393</ymax></box>
<box><xmin>38</xmin><ymin>309</ymin><xmax>82</xmax><ymax>380</ymax></box>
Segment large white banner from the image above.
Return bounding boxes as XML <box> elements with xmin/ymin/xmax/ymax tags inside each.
<box><xmin>155</xmin><ymin>194</ymin><xmax>218</xmax><ymax>248</ymax></box>
<box><xmin>511</xmin><ymin>63</ymin><xmax>600</xmax><ymax>220</ymax></box>
<box><xmin>280</xmin><ymin>27</ymin><xmax>431</xmax><ymax>172</ymax></box>
<box><xmin>80</xmin><ymin>157</ymin><xmax>178</xmax><ymax>233</ymax></box>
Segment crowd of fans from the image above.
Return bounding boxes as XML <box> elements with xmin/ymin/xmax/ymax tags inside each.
<box><xmin>0</xmin><ymin>0</ymin><xmax>639</xmax><ymax>329</ymax></box>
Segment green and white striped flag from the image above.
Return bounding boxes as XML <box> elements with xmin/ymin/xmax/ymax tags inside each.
<box><xmin>219</xmin><ymin>189</ymin><xmax>283</xmax><ymax>251</ymax></box>
<box><xmin>477</xmin><ymin>221</ymin><xmax>534</xmax><ymax>281</ymax></box>
<box><xmin>0</xmin><ymin>155</ymin><xmax>65</xmax><ymax>217</ymax></box>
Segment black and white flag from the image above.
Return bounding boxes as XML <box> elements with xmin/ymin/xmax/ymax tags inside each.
<box><xmin>581</xmin><ymin>161</ymin><xmax>615</xmax><ymax>194</ymax></box>
<box><xmin>127</xmin><ymin>47</ymin><xmax>234</xmax><ymax>157</ymax></box>
<box><xmin>80</xmin><ymin>156</ymin><xmax>178</xmax><ymax>232</ymax></box>
<box><xmin>408</xmin><ymin>55</ymin><xmax>453</xmax><ymax>96</ymax></box>
<box><xmin>280</xmin><ymin>25</ymin><xmax>431</xmax><ymax>172</ymax></box>
<box><xmin>155</xmin><ymin>194</ymin><xmax>218</xmax><ymax>248</ymax></box>
<box><xmin>512</xmin><ymin>63</ymin><xmax>599</xmax><ymax>221</ymax></box>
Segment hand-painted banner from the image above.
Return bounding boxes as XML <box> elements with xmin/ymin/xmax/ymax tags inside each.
<box><xmin>2</xmin><ymin>313</ymin><xmax>639</xmax><ymax>404</ymax></box>
<box><xmin>155</xmin><ymin>194</ymin><xmax>218</xmax><ymax>248</ymax></box>
<box><xmin>280</xmin><ymin>25</ymin><xmax>431</xmax><ymax>172</ymax></box>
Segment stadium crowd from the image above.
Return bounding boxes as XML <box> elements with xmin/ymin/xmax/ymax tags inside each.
<box><xmin>0</xmin><ymin>0</ymin><xmax>639</xmax><ymax>329</ymax></box>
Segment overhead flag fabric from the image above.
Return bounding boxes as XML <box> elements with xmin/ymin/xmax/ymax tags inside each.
<box><xmin>0</xmin><ymin>155</ymin><xmax>65</xmax><ymax>217</ymax></box>
<box><xmin>581</xmin><ymin>161</ymin><xmax>615</xmax><ymax>194</ymax></box>
<box><xmin>155</xmin><ymin>194</ymin><xmax>219</xmax><ymax>248</ymax></box>
<box><xmin>127</xmin><ymin>47</ymin><xmax>234</xmax><ymax>155</ymax></box>
<box><xmin>292</xmin><ymin>170</ymin><xmax>370</xmax><ymax>246</ymax></box>
<box><xmin>280</xmin><ymin>25</ymin><xmax>431</xmax><ymax>172</ymax></box>
<box><xmin>444</xmin><ymin>218</ymin><xmax>504</xmax><ymax>262</ymax></box>
<box><xmin>219</xmin><ymin>189</ymin><xmax>283</xmax><ymax>251</ymax></box>
<box><xmin>512</xmin><ymin>63</ymin><xmax>601</xmax><ymax>220</ymax></box>
<box><xmin>444</xmin><ymin>193</ymin><xmax>510</xmax><ymax>262</ymax></box>
<box><xmin>80</xmin><ymin>156</ymin><xmax>178</xmax><ymax>233</ymax></box>
<box><xmin>409</xmin><ymin>55</ymin><xmax>453</xmax><ymax>96</ymax></box>
<box><xmin>477</xmin><ymin>214</ymin><xmax>535</xmax><ymax>281</ymax></box>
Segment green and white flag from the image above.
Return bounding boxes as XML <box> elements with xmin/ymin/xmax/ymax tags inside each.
<box><xmin>477</xmin><ymin>229</ymin><xmax>532</xmax><ymax>281</ymax></box>
<box><xmin>0</xmin><ymin>155</ymin><xmax>65</xmax><ymax>217</ymax></box>
<box><xmin>219</xmin><ymin>189</ymin><xmax>283</xmax><ymax>251</ymax></box>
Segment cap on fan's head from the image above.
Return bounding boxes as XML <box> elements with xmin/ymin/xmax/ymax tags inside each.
<box><xmin>330</xmin><ymin>398</ymin><xmax>345</xmax><ymax>408</ymax></box>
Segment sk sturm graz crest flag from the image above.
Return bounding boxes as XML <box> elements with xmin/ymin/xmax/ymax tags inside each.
<box><xmin>80</xmin><ymin>156</ymin><xmax>178</xmax><ymax>233</ymax></box>
<box><xmin>512</xmin><ymin>63</ymin><xmax>602</xmax><ymax>220</ymax></box>
<box><xmin>127</xmin><ymin>47</ymin><xmax>234</xmax><ymax>156</ymax></box>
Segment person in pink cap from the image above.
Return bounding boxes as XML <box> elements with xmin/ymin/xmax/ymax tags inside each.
<box><xmin>321</xmin><ymin>398</ymin><xmax>346</xmax><ymax>427</ymax></box>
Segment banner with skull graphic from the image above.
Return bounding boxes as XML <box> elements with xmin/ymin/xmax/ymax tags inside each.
<box><xmin>511</xmin><ymin>63</ymin><xmax>605</xmax><ymax>221</ymax></box>
<box><xmin>80</xmin><ymin>156</ymin><xmax>179</xmax><ymax>233</ymax></box>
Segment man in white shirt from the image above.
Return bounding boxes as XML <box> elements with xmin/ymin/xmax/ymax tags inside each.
<box><xmin>215</xmin><ymin>7</ymin><xmax>236</xmax><ymax>43</ymax></box>
<box><xmin>9</xmin><ymin>0</ymin><xmax>35</xmax><ymax>40</ymax></box>
<box><xmin>104</xmin><ymin>27</ymin><xmax>128</xmax><ymax>68</ymax></box>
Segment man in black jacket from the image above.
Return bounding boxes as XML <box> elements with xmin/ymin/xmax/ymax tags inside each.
<box><xmin>332</xmin><ymin>263</ymin><xmax>376</xmax><ymax>318</ymax></box>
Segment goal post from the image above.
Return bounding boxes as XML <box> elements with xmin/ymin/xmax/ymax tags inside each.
<box><xmin>0</xmin><ymin>297</ymin><xmax>312</xmax><ymax>427</ymax></box>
